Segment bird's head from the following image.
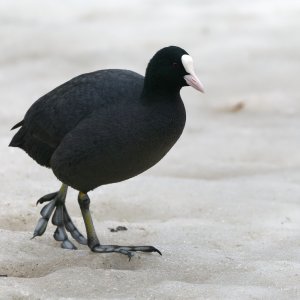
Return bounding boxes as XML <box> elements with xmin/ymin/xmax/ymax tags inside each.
<box><xmin>143</xmin><ymin>46</ymin><xmax>204</xmax><ymax>96</ymax></box>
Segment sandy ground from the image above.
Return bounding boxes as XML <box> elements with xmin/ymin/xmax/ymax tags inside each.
<box><xmin>1</xmin><ymin>0</ymin><xmax>300</xmax><ymax>299</ymax></box>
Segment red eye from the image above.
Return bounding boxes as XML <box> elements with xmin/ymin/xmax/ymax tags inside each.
<box><xmin>172</xmin><ymin>62</ymin><xmax>179</xmax><ymax>68</ymax></box>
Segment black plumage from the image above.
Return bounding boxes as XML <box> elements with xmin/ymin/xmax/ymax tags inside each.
<box><xmin>9</xmin><ymin>46</ymin><xmax>204</xmax><ymax>257</ymax></box>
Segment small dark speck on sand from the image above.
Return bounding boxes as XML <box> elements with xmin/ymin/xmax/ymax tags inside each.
<box><xmin>229</xmin><ymin>101</ymin><xmax>245</xmax><ymax>112</ymax></box>
<box><xmin>109</xmin><ymin>226</ymin><xmax>128</xmax><ymax>233</ymax></box>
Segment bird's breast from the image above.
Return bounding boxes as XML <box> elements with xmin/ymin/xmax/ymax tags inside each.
<box><xmin>100</xmin><ymin>99</ymin><xmax>186</xmax><ymax>182</ymax></box>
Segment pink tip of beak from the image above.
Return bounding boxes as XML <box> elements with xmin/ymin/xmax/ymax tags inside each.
<box><xmin>184</xmin><ymin>74</ymin><xmax>205</xmax><ymax>93</ymax></box>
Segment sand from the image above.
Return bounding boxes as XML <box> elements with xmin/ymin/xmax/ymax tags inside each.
<box><xmin>1</xmin><ymin>0</ymin><xmax>300</xmax><ymax>299</ymax></box>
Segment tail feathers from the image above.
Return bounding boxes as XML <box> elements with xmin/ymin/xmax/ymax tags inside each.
<box><xmin>11</xmin><ymin>120</ymin><xmax>24</xmax><ymax>130</ymax></box>
<box><xmin>9</xmin><ymin>125</ymin><xmax>53</xmax><ymax>167</ymax></box>
<box><xmin>9</xmin><ymin>126</ymin><xmax>25</xmax><ymax>147</ymax></box>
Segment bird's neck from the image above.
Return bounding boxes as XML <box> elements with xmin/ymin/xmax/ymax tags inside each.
<box><xmin>141</xmin><ymin>77</ymin><xmax>181</xmax><ymax>102</ymax></box>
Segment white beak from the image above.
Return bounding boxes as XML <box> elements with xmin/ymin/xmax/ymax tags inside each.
<box><xmin>181</xmin><ymin>54</ymin><xmax>205</xmax><ymax>93</ymax></box>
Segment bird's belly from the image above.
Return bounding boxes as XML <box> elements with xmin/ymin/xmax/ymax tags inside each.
<box><xmin>58</xmin><ymin>121</ymin><xmax>183</xmax><ymax>192</ymax></box>
<box><xmin>90</xmin><ymin>126</ymin><xmax>181</xmax><ymax>186</ymax></box>
<box><xmin>108</xmin><ymin>138</ymin><xmax>175</xmax><ymax>181</ymax></box>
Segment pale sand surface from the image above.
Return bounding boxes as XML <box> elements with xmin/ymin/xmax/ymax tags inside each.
<box><xmin>1</xmin><ymin>0</ymin><xmax>300</xmax><ymax>299</ymax></box>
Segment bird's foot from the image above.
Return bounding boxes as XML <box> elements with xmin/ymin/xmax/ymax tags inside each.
<box><xmin>78</xmin><ymin>192</ymin><xmax>161</xmax><ymax>260</ymax></box>
<box><xmin>92</xmin><ymin>244</ymin><xmax>162</xmax><ymax>261</ymax></box>
<box><xmin>32</xmin><ymin>188</ymin><xmax>87</xmax><ymax>249</ymax></box>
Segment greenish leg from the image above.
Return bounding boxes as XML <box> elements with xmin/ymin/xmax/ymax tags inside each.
<box><xmin>78</xmin><ymin>192</ymin><xmax>162</xmax><ymax>260</ymax></box>
<box><xmin>77</xmin><ymin>192</ymin><xmax>100</xmax><ymax>249</ymax></box>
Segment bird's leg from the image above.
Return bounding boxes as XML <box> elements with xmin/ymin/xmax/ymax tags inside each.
<box><xmin>78</xmin><ymin>192</ymin><xmax>161</xmax><ymax>260</ymax></box>
<box><xmin>32</xmin><ymin>183</ymin><xmax>87</xmax><ymax>249</ymax></box>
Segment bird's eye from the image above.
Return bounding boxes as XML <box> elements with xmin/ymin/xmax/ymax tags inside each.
<box><xmin>172</xmin><ymin>62</ymin><xmax>179</xmax><ymax>68</ymax></box>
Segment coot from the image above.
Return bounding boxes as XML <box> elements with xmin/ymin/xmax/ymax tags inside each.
<box><xmin>9</xmin><ymin>46</ymin><xmax>204</xmax><ymax>259</ymax></box>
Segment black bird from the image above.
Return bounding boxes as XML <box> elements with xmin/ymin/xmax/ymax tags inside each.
<box><xmin>9</xmin><ymin>46</ymin><xmax>204</xmax><ymax>259</ymax></box>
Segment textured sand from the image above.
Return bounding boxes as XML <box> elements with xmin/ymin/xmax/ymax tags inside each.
<box><xmin>1</xmin><ymin>0</ymin><xmax>300</xmax><ymax>299</ymax></box>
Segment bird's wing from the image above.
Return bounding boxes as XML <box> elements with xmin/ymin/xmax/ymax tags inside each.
<box><xmin>19</xmin><ymin>70</ymin><xmax>144</xmax><ymax>148</ymax></box>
